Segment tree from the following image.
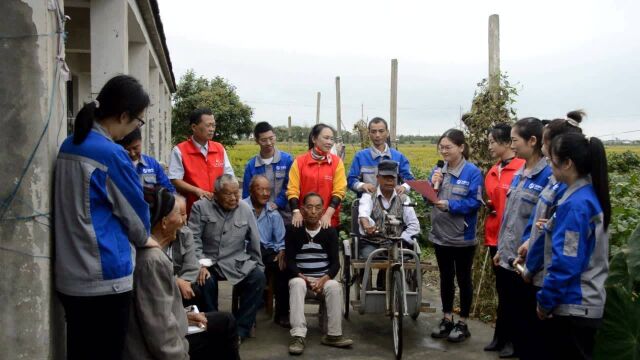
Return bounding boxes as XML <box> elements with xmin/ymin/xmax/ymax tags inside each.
<box><xmin>172</xmin><ymin>70</ymin><xmax>253</xmax><ymax>146</ymax></box>
<box><xmin>463</xmin><ymin>72</ymin><xmax>519</xmax><ymax>171</ymax></box>
<box><xmin>465</xmin><ymin>72</ymin><xmax>519</xmax><ymax>320</ymax></box>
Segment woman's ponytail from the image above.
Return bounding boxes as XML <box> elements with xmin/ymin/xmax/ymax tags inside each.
<box><xmin>72</xmin><ymin>75</ymin><xmax>149</xmax><ymax>145</ymax></box>
<box><xmin>588</xmin><ymin>137</ymin><xmax>611</xmax><ymax>230</ymax></box>
<box><xmin>72</xmin><ymin>101</ymin><xmax>98</xmax><ymax>144</ymax></box>
<box><xmin>550</xmin><ymin>133</ymin><xmax>611</xmax><ymax>230</ymax></box>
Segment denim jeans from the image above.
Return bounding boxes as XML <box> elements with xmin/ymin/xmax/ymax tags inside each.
<box><xmin>219</xmin><ymin>267</ymin><xmax>266</xmax><ymax>338</ymax></box>
<box><xmin>190</xmin><ymin>276</ymin><xmax>219</xmax><ymax>312</ymax></box>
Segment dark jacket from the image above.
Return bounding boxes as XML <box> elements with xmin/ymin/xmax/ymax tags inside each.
<box><xmin>285</xmin><ymin>225</ymin><xmax>340</xmax><ymax>279</ymax></box>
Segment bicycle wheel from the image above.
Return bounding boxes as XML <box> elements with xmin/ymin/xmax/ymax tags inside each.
<box><xmin>343</xmin><ymin>260</ymin><xmax>350</xmax><ymax>319</ymax></box>
<box><xmin>391</xmin><ymin>268</ymin><xmax>404</xmax><ymax>359</ymax></box>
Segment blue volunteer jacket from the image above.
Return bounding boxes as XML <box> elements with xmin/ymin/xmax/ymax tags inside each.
<box><xmin>54</xmin><ymin>125</ymin><xmax>151</xmax><ymax>296</ymax></box>
<box><xmin>242</xmin><ymin>149</ymin><xmax>293</xmax><ymax>210</ymax></box>
<box><xmin>347</xmin><ymin>146</ymin><xmax>414</xmax><ymax>192</ymax></box>
<box><xmin>523</xmin><ymin>177</ymin><xmax>568</xmax><ymax>286</ymax></box>
<box><xmin>497</xmin><ymin>158</ymin><xmax>552</xmax><ymax>270</ymax></box>
<box><xmin>537</xmin><ymin>179</ymin><xmax>608</xmax><ymax>319</ymax></box>
<box><xmin>137</xmin><ymin>154</ymin><xmax>175</xmax><ymax>192</ymax></box>
<box><xmin>428</xmin><ymin>160</ymin><xmax>483</xmax><ymax>246</ymax></box>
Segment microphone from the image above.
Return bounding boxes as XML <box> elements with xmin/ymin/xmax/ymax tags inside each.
<box><xmin>433</xmin><ymin>160</ymin><xmax>445</xmax><ymax>191</ymax></box>
<box><xmin>508</xmin><ymin>257</ymin><xmax>525</xmax><ymax>274</ymax></box>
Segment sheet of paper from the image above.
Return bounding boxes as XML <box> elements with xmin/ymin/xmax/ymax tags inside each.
<box><xmin>405</xmin><ymin>180</ymin><xmax>439</xmax><ymax>203</ymax></box>
<box><xmin>187</xmin><ymin>325</ymin><xmax>205</xmax><ymax>335</ymax></box>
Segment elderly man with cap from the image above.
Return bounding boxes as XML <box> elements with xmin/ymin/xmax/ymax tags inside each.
<box><xmin>357</xmin><ymin>160</ymin><xmax>420</xmax><ymax>288</ymax></box>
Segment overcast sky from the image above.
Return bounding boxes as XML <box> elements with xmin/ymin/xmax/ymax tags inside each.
<box><xmin>158</xmin><ymin>0</ymin><xmax>640</xmax><ymax>140</ymax></box>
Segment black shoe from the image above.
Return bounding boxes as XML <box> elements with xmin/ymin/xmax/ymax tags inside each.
<box><xmin>431</xmin><ymin>317</ymin><xmax>454</xmax><ymax>338</ymax></box>
<box><xmin>484</xmin><ymin>335</ymin><xmax>503</xmax><ymax>351</ymax></box>
<box><xmin>499</xmin><ymin>342</ymin><xmax>516</xmax><ymax>358</ymax></box>
<box><xmin>274</xmin><ymin>315</ymin><xmax>291</xmax><ymax>328</ymax></box>
<box><xmin>447</xmin><ymin>321</ymin><xmax>471</xmax><ymax>343</ymax></box>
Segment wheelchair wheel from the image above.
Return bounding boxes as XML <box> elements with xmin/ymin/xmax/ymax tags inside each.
<box><xmin>391</xmin><ymin>268</ymin><xmax>404</xmax><ymax>359</ymax></box>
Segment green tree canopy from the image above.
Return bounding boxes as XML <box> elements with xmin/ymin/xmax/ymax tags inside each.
<box><xmin>172</xmin><ymin>69</ymin><xmax>253</xmax><ymax>146</ymax></box>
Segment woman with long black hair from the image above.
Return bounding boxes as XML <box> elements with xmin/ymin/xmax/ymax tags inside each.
<box><xmin>494</xmin><ymin>117</ymin><xmax>552</xmax><ymax>359</ymax></box>
<box><xmin>429</xmin><ymin>129</ymin><xmax>483</xmax><ymax>343</ymax></box>
<box><xmin>536</xmin><ymin>132</ymin><xmax>610</xmax><ymax>360</ymax></box>
<box><xmin>54</xmin><ymin>75</ymin><xmax>156</xmax><ymax>359</ymax></box>
<box><xmin>483</xmin><ymin>123</ymin><xmax>525</xmax><ymax>353</ymax></box>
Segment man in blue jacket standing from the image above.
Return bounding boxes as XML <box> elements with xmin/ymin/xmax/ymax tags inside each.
<box><xmin>347</xmin><ymin>117</ymin><xmax>414</xmax><ymax>195</ymax></box>
<box><xmin>243</xmin><ymin>122</ymin><xmax>294</xmax><ymax>223</ymax></box>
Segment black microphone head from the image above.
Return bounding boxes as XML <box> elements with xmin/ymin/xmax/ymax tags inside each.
<box><xmin>437</xmin><ymin>160</ymin><xmax>445</xmax><ymax>168</ymax></box>
<box><xmin>508</xmin><ymin>257</ymin><xmax>516</xmax><ymax>267</ymax></box>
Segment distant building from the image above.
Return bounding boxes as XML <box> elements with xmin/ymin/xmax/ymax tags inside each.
<box><xmin>1</xmin><ymin>1</ymin><xmax>174</xmax><ymax>357</ymax></box>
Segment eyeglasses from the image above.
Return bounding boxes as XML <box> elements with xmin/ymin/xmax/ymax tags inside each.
<box><xmin>134</xmin><ymin>116</ymin><xmax>146</xmax><ymax>128</ymax></box>
<box><xmin>438</xmin><ymin>145</ymin><xmax>456</xmax><ymax>152</ymax></box>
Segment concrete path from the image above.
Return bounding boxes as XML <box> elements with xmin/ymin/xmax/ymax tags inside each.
<box><xmin>218</xmin><ymin>281</ymin><xmax>501</xmax><ymax>360</ymax></box>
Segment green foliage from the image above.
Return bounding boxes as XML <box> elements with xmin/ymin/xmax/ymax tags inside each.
<box><xmin>463</xmin><ymin>73</ymin><xmax>519</xmax><ymax>171</ymax></box>
<box><xmin>609</xmin><ymin>173</ymin><xmax>640</xmax><ymax>250</ymax></box>
<box><xmin>172</xmin><ymin>69</ymin><xmax>253</xmax><ymax>147</ymax></box>
<box><xmin>594</xmin><ymin>224</ymin><xmax>640</xmax><ymax>359</ymax></box>
<box><xmin>608</xmin><ymin>151</ymin><xmax>640</xmax><ymax>173</ymax></box>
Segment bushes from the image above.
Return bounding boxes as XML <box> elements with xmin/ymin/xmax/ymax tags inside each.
<box><xmin>609</xmin><ymin>173</ymin><xmax>640</xmax><ymax>250</ymax></box>
<box><xmin>608</xmin><ymin>150</ymin><xmax>640</xmax><ymax>173</ymax></box>
<box><xmin>593</xmin><ymin>224</ymin><xmax>640</xmax><ymax>359</ymax></box>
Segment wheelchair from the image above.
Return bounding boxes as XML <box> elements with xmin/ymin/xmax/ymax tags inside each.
<box><xmin>341</xmin><ymin>198</ymin><xmax>437</xmax><ymax>359</ymax></box>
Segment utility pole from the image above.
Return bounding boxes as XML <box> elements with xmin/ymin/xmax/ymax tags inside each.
<box><xmin>316</xmin><ymin>91</ymin><xmax>321</xmax><ymax>124</ymax></box>
<box><xmin>488</xmin><ymin>14</ymin><xmax>500</xmax><ymax>95</ymax></box>
<box><xmin>390</xmin><ymin>59</ymin><xmax>398</xmax><ymax>149</ymax></box>
<box><xmin>335</xmin><ymin>76</ymin><xmax>342</xmax><ymax>140</ymax></box>
<box><xmin>288</xmin><ymin>115</ymin><xmax>292</xmax><ymax>153</ymax></box>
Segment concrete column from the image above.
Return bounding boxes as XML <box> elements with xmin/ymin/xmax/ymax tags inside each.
<box><xmin>157</xmin><ymin>81</ymin><xmax>166</xmax><ymax>162</ymax></box>
<box><xmin>90</xmin><ymin>0</ymin><xmax>128</xmax><ymax>94</ymax></box>
<box><xmin>148</xmin><ymin>66</ymin><xmax>160</xmax><ymax>159</ymax></box>
<box><xmin>166</xmin><ymin>88</ymin><xmax>172</xmax><ymax>162</ymax></box>
<box><xmin>128</xmin><ymin>43</ymin><xmax>150</xmax><ymax>151</ymax></box>
<box><xmin>1</xmin><ymin>1</ymin><xmax>66</xmax><ymax>358</ymax></box>
<box><xmin>488</xmin><ymin>14</ymin><xmax>500</xmax><ymax>92</ymax></box>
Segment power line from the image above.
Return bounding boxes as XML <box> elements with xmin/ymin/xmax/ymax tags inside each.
<box><xmin>596</xmin><ymin>129</ymin><xmax>640</xmax><ymax>138</ymax></box>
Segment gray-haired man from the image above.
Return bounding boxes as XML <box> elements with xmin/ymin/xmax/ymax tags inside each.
<box><xmin>188</xmin><ymin>174</ymin><xmax>266</xmax><ymax>341</ymax></box>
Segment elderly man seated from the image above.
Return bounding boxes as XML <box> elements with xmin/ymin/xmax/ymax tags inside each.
<box><xmin>168</xmin><ymin>195</ymin><xmax>219</xmax><ymax>313</ymax></box>
<box><xmin>243</xmin><ymin>175</ymin><xmax>289</xmax><ymax>327</ymax></box>
<box><xmin>358</xmin><ymin>160</ymin><xmax>420</xmax><ymax>288</ymax></box>
<box><xmin>285</xmin><ymin>192</ymin><xmax>353</xmax><ymax>355</ymax></box>
<box><xmin>188</xmin><ymin>174</ymin><xmax>266</xmax><ymax>341</ymax></box>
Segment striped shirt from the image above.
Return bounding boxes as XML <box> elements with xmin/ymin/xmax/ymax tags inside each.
<box><xmin>296</xmin><ymin>230</ymin><xmax>330</xmax><ymax>277</ymax></box>
<box><xmin>285</xmin><ymin>225</ymin><xmax>340</xmax><ymax>279</ymax></box>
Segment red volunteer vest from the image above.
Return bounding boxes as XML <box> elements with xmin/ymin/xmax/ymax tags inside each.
<box><xmin>177</xmin><ymin>139</ymin><xmax>226</xmax><ymax>215</ymax></box>
<box><xmin>295</xmin><ymin>151</ymin><xmax>342</xmax><ymax>227</ymax></box>
<box><xmin>484</xmin><ymin>157</ymin><xmax>526</xmax><ymax>246</ymax></box>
